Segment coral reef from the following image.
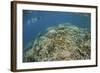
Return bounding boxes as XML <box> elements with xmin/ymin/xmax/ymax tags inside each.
<box><xmin>23</xmin><ymin>23</ymin><xmax>91</xmax><ymax>62</ymax></box>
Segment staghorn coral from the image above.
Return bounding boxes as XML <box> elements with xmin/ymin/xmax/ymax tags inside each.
<box><xmin>23</xmin><ymin>23</ymin><xmax>91</xmax><ymax>62</ymax></box>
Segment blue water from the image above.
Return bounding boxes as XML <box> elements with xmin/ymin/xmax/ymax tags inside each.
<box><xmin>23</xmin><ymin>10</ymin><xmax>91</xmax><ymax>49</ymax></box>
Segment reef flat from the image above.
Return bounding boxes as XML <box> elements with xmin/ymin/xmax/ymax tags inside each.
<box><xmin>23</xmin><ymin>23</ymin><xmax>91</xmax><ymax>62</ymax></box>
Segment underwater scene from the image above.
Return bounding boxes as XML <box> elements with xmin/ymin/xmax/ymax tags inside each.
<box><xmin>23</xmin><ymin>10</ymin><xmax>91</xmax><ymax>62</ymax></box>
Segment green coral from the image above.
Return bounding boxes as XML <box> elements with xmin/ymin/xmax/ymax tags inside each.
<box><xmin>23</xmin><ymin>23</ymin><xmax>91</xmax><ymax>62</ymax></box>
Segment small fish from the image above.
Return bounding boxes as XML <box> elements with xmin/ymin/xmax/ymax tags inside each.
<box><xmin>31</xmin><ymin>17</ymin><xmax>38</xmax><ymax>23</ymax></box>
<box><xmin>27</xmin><ymin>17</ymin><xmax>38</xmax><ymax>25</ymax></box>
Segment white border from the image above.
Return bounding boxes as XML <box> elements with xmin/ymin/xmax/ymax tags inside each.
<box><xmin>17</xmin><ymin>3</ymin><xmax>96</xmax><ymax>69</ymax></box>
